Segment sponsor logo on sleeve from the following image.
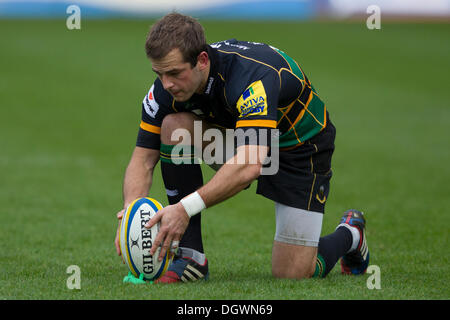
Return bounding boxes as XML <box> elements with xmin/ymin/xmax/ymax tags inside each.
<box><xmin>236</xmin><ymin>80</ymin><xmax>268</xmax><ymax>118</ymax></box>
<box><xmin>143</xmin><ymin>84</ymin><xmax>159</xmax><ymax>118</ymax></box>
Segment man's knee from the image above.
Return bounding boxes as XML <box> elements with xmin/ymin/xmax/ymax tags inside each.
<box><xmin>271</xmin><ymin>241</ymin><xmax>317</xmax><ymax>279</ymax></box>
<box><xmin>161</xmin><ymin>112</ymin><xmax>197</xmax><ymax>144</ymax></box>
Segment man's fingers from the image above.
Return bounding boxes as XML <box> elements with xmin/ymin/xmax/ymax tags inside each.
<box><xmin>145</xmin><ymin>211</ymin><xmax>162</xmax><ymax>229</ymax></box>
<box><xmin>168</xmin><ymin>239</ymin><xmax>180</xmax><ymax>260</ymax></box>
<box><xmin>147</xmin><ymin>210</ymin><xmax>165</xmax><ymax>256</ymax></box>
<box><xmin>150</xmin><ymin>225</ymin><xmax>166</xmax><ymax>256</ymax></box>
<box><xmin>115</xmin><ymin>238</ymin><xmax>121</xmax><ymax>256</ymax></box>
<box><xmin>115</xmin><ymin>220</ymin><xmax>122</xmax><ymax>256</ymax></box>
<box><xmin>159</xmin><ymin>234</ymin><xmax>173</xmax><ymax>262</ymax></box>
<box><xmin>171</xmin><ymin>240</ymin><xmax>180</xmax><ymax>251</ymax></box>
<box><xmin>149</xmin><ymin>227</ymin><xmax>174</xmax><ymax>262</ymax></box>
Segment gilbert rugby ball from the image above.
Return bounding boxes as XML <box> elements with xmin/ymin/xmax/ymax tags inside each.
<box><xmin>119</xmin><ymin>197</ymin><xmax>170</xmax><ymax>281</ymax></box>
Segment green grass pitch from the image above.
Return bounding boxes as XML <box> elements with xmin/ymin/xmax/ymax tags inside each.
<box><xmin>0</xmin><ymin>19</ymin><xmax>449</xmax><ymax>300</ymax></box>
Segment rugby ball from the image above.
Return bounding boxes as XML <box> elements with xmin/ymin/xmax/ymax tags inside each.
<box><xmin>119</xmin><ymin>197</ymin><xmax>170</xmax><ymax>281</ymax></box>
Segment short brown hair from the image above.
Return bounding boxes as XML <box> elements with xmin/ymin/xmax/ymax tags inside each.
<box><xmin>145</xmin><ymin>13</ymin><xmax>207</xmax><ymax>67</ymax></box>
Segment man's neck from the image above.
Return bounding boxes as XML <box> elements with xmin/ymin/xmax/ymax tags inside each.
<box><xmin>196</xmin><ymin>59</ymin><xmax>211</xmax><ymax>94</ymax></box>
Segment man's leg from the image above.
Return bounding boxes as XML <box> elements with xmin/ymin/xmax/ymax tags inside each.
<box><xmin>272</xmin><ymin>242</ymin><xmax>317</xmax><ymax>279</ymax></box>
<box><xmin>272</xmin><ymin>232</ymin><xmax>355</xmax><ymax>279</ymax></box>
<box><xmin>271</xmin><ymin>203</ymin><xmax>322</xmax><ymax>278</ymax></box>
<box><xmin>156</xmin><ymin>112</ymin><xmax>216</xmax><ymax>283</ymax></box>
<box><xmin>160</xmin><ymin>113</ymin><xmax>204</xmax><ymax>253</ymax></box>
<box><xmin>271</xmin><ymin>203</ymin><xmax>367</xmax><ymax>279</ymax></box>
<box><xmin>314</xmin><ymin>224</ymin><xmax>354</xmax><ymax>278</ymax></box>
<box><xmin>314</xmin><ymin>209</ymin><xmax>369</xmax><ymax>277</ymax></box>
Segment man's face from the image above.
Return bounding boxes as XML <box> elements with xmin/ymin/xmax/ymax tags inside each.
<box><xmin>151</xmin><ymin>48</ymin><xmax>204</xmax><ymax>102</ymax></box>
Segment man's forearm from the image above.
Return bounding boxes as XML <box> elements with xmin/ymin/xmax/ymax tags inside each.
<box><xmin>122</xmin><ymin>163</ymin><xmax>153</xmax><ymax>209</ymax></box>
<box><xmin>122</xmin><ymin>147</ymin><xmax>159</xmax><ymax>209</ymax></box>
<box><xmin>198</xmin><ymin>162</ymin><xmax>260</xmax><ymax>208</ymax></box>
<box><xmin>196</xmin><ymin>145</ymin><xmax>269</xmax><ymax>209</ymax></box>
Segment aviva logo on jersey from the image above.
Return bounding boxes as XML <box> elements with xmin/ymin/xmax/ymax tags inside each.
<box><xmin>236</xmin><ymin>80</ymin><xmax>268</xmax><ymax>118</ymax></box>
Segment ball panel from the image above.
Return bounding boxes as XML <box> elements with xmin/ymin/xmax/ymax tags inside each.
<box><xmin>153</xmin><ymin>252</ymin><xmax>170</xmax><ymax>280</ymax></box>
<box><xmin>127</xmin><ymin>201</ymin><xmax>145</xmax><ymax>277</ymax></box>
<box><xmin>120</xmin><ymin>197</ymin><xmax>141</xmax><ymax>277</ymax></box>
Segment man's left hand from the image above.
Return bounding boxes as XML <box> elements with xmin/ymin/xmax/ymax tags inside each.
<box><xmin>145</xmin><ymin>202</ymin><xmax>189</xmax><ymax>262</ymax></box>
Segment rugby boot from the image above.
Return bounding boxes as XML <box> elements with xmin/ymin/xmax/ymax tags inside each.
<box><xmin>337</xmin><ymin>209</ymin><xmax>370</xmax><ymax>275</ymax></box>
<box><xmin>155</xmin><ymin>247</ymin><xmax>209</xmax><ymax>283</ymax></box>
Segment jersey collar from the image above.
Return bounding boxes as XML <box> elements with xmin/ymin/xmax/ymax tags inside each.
<box><xmin>202</xmin><ymin>45</ymin><xmax>220</xmax><ymax>97</ymax></box>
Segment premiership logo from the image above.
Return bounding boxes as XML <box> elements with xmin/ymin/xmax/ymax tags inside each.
<box><xmin>236</xmin><ymin>80</ymin><xmax>268</xmax><ymax>118</ymax></box>
<box><xmin>143</xmin><ymin>84</ymin><xmax>159</xmax><ymax>118</ymax></box>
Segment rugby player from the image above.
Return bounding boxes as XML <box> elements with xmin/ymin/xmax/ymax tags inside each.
<box><xmin>114</xmin><ymin>13</ymin><xmax>370</xmax><ymax>283</ymax></box>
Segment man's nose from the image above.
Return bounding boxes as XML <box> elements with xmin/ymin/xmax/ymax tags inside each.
<box><xmin>161</xmin><ymin>75</ymin><xmax>174</xmax><ymax>90</ymax></box>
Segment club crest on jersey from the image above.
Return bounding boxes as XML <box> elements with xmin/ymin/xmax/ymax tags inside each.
<box><xmin>143</xmin><ymin>84</ymin><xmax>159</xmax><ymax>118</ymax></box>
<box><xmin>236</xmin><ymin>80</ymin><xmax>268</xmax><ymax>118</ymax></box>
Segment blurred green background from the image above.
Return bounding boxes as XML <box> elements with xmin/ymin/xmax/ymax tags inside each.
<box><xmin>0</xmin><ymin>18</ymin><xmax>449</xmax><ymax>299</ymax></box>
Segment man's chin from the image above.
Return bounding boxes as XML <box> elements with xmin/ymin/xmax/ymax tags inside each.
<box><xmin>171</xmin><ymin>92</ymin><xmax>192</xmax><ymax>102</ymax></box>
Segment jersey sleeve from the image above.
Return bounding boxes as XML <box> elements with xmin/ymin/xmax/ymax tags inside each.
<box><xmin>234</xmin><ymin>73</ymin><xmax>279</xmax><ymax>147</ymax></box>
<box><xmin>136</xmin><ymin>79</ymin><xmax>175</xmax><ymax>150</ymax></box>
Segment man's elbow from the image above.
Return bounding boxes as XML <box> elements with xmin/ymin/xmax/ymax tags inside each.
<box><xmin>235</xmin><ymin>144</ymin><xmax>268</xmax><ymax>184</ymax></box>
<box><xmin>242</xmin><ymin>163</ymin><xmax>262</xmax><ymax>184</ymax></box>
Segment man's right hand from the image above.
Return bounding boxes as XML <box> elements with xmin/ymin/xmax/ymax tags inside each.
<box><xmin>114</xmin><ymin>146</ymin><xmax>160</xmax><ymax>263</ymax></box>
<box><xmin>114</xmin><ymin>209</ymin><xmax>125</xmax><ymax>262</ymax></box>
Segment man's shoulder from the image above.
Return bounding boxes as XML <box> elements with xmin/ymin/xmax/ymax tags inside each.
<box><xmin>213</xmin><ymin>39</ymin><xmax>283</xmax><ymax>83</ymax></box>
<box><xmin>211</xmin><ymin>40</ymin><xmax>284</xmax><ymax>103</ymax></box>
<box><xmin>141</xmin><ymin>78</ymin><xmax>178</xmax><ymax>120</ymax></box>
<box><xmin>212</xmin><ymin>39</ymin><xmax>282</xmax><ymax>67</ymax></box>
<box><xmin>210</xmin><ymin>39</ymin><xmax>270</xmax><ymax>54</ymax></box>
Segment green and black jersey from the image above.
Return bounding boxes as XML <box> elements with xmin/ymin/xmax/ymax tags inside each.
<box><xmin>136</xmin><ymin>39</ymin><xmax>335</xmax><ymax>212</ymax></box>
<box><xmin>137</xmin><ymin>39</ymin><xmax>328</xmax><ymax>151</ymax></box>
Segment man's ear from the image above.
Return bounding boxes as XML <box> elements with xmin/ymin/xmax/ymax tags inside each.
<box><xmin>196</xmin><ymin>51</ymin><xmax>209</xmax><ymax>70</ymax></box>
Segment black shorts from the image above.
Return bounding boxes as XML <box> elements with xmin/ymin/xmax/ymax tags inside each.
<box><xmin>257</xmin><ymin>118</ymin><xmax>336</xmax><ymax>214</ymax></box>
